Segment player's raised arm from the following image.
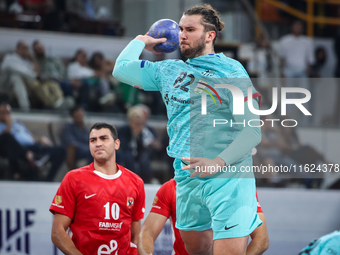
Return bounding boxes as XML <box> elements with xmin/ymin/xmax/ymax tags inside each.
<box><xmin>112</xmin><ymin>36</ymin><xmax>166</xmax><ymax>89</ymax></box>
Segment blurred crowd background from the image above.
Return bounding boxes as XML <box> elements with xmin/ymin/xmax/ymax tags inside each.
<box><xmin>0</xmin><ymin>0</ymin><xmax>340</xmax><ymax>190</ymax></box>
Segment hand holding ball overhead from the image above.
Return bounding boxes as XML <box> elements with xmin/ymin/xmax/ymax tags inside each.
<box><xmin>148</xmin><ymin>19</ymin><xmax>180</xmax><ymax>53</ymax></box>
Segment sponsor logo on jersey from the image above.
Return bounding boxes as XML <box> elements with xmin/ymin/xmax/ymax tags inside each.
<box><xmin>194</xmin><ymin>80</ymin><xmax>222</xmax><ymax>109</ymax></box>
<box><xmin>85</xmin><ymin>193</ymin><xmax>96</xmax><ymax>199</ymax></box>
<box><xmin>55</xmin><ymin>195</ymin><xmax>62</xmax><ymax>205</ymax></box>
<box><xmin>99</xmin><ymin>222</ymin><xmax>123</xmax><ymax>231</ymax></box>
<box><xmin>164</xmin><ymin>93</ymin><xmax>170</xmax><ymax>105</ymax></box>
<box><xmin>202</xmin><ymin>70</ymin><xmax>215</xmax><ymax>77</ymax></box>
<box><xmin>163</xmin><ymin>93</ymin><xmax>194</xmax><ymax>106</ymax></box>
<box><xmin>152</xmin><ymin>196</ymin><xmax>159</xmax><ymax>205</ymax></box>
<box><xmin>127</xmin><ymin>197</ymin><xmax>134</xmax><ymax>209</ymax></box>
<box><xmin>51</xmin><ymin>203</ymin><xmax>64</xmax><ymax>209</ymax></box>
<box><xmin>98</xmin><ymin>239</ymin><xmax>118</xmax><ymax>255</ymax></box>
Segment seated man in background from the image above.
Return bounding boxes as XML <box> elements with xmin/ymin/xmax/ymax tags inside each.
<box><xmin>118</xmin><ymin>105</ymin><xmax>162</xmax><ymax>183</ymax></box>
<box><xmin>32</xmin><ymin>40</ymin><xmax>87</xmax><ymax>110</ymax></box>
<box><xmin>0</xmin><ymin>40</ymin><xmax>39</xmax><ymax>110</ymax></box>
<box><xmin>88</xmin><ymin>51</ymin><xmax>116</xmax><ymax>108</ymax></box>
<box><xmin>139</xmin><ymin>179</ymin><xmax>269</xmax><ymax>255</ymax></box>
<box><xmin>61</xmin><ymin>106</ymin><xmax>93</xmax><ymax>170</ymax></box>
<box><xmin>0</xmin><ymin>102</ymin><xmax>66</xmax><ymax>181</ymax></box>
<box><xmin>0</xmin><ymin>101</ymin><xmax>39</xmax><ymax>180</ymax></box>
<box><xmin>68</xmin><ymin>49</ymin><xmax>116</xmax><ymax>111</ymax></box>
<box><xmin>0</xmin><ymin>40</ymin><xmax>71</xmax><ymax>110</ymax></box>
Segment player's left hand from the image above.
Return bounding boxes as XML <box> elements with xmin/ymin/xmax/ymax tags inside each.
<box><xmin>181</xmin><ymin>156</ymin><xmax>226</xmax><ymax>178</ymax></box>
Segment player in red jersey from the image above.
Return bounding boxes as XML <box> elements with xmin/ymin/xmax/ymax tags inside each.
<box><xmin>50</xmin><ymin>122</ymin><xmax>145</xmax><ymax>255</ymax></box>
<box><xmin>138</xmin><ymin>179</ymin><xmax>268</xmax><ymax>255</ymax></box>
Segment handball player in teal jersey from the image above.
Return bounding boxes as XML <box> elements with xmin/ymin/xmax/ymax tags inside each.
<box><xmin>113</xmin><ymin>4</ymin><xmax>263</xmax><ymax>255</ymax></box>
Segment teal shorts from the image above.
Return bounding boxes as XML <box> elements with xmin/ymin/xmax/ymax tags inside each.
<box><xmin>174</xmin><ymin>159</ymin><xmax>262</xmax><ymax>240</ymax></box>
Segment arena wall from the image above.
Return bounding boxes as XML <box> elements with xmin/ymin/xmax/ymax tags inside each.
<box><xmin>0</xmin><ymin>182</ymin><xmax>339</xmax><ymax>255</ymax></box>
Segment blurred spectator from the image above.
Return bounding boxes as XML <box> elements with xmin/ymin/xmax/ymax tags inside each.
<box><xmin>18</xmin><ymin>0</ymin><xmax>62</xmax><ymax>31</ymax></box>
<box><xmin>66</xmin><ymin>48</ymin><xmax>107</xmax><ymax>110</ymax></box>
<box><xmin>65</xmin><ymin>0</ymin><xmax>111</xmax><ymax>20</ymax></box>
<box><xmin>254</xmin><ymin>115</ymin><xmax>297</xmax><ymax>186</ymax></box>
<box><xmin>279</xmin><ymin>20</ymin><xmax>314</xmax><ymax>78</ymax></box>
<box><xmin>0</xmin><ymin>40</ymin><xmax>39</xmax><ymax>110</ymax></box>
<box><xmin>255</xmin><ymin>114</ymin><xmax>328</xmax><ymax>188</ymax></box>
<box><xmin>0</xmin><ymin>40</ymin><xmax>72</xmax><ymax>110</ymax></box>
<box><xmin>0</xmin><ymin>102</ymin><xmax>66</xmax><ymax>181</ymax></box>
<box><xmin>118</xmin><ymin>105</ymin><xmax>162</xmax><ymax>183</ymax></box>
<box><xmin>18</xmin><ymin>0</ymin><xmax>53</xmax><ymax>13</ymax></box>
<box><xmin>32</xmin><ymin>40</ymin><xmax>66</xmax><ymax>81</ymax></box>
<box><xmin>249</xmin><ymin>35</ymin><xmax>280</xmax><ymax>83</ymax></box>
<box><xmin>68</xmin><ymin>49</ymin><xmax>121</xmax><ymax>111</ymax></box>
<box><xmin>32</xmin><ymin>40</ymin><xmax>83</xmax><ymax>110</ymax></box>
<box><xmin>60</xmin><ymin>106</ymin><xmax>92</xmax><ymax>170</ymax></box>
<box><xmin>33</xmin><ymin>42</ymin><xmax>89</xmax><ymax>109</ymax></box>
<box><xmin>278</xmin><ymin>20</ymin><xmax>314</xmax><ymax>125</ymax></box>
<box><xmin>279</xmin><ymin>125</ymin><xmax>327</xmax><ymax>165</ymax></box>
<box><xmin>7</xmin><ymin>1</ymin><xmax>23</xmax><ymax>13</ymax></box>
<box><xmin>248</xmin><ymin>35</ymin><xmax>280</xmax><ymax>104</ymax></box>
<box><xmin>88</xmin><ymin>52</ymin><xmax>116</xmax><ymax>108</ymax></box>
<box><xmin>115</xmin><ymin>82</ymin><xmax>141</xmax><ymax>113</ymax></box>
<box><xmin>0</xmin><ymin>102</ymin><xmax>39</xmax><ymax>180</ymax></box>
<box><xmin>309</xmin><ymin>46</ymin><xmax>327</xmax><ymax>122</ymax></box>
<box><xmin>309</xmin><ymin>46</ymin><xmax>327</xmax><ymax>78</ymax></box>
<box><xmin>160</xmin><ymin>127</ymin><xmax>174</xmax><ymax>180</ymax></box>
<box><xmin>67</xmin><ymin>49</ymin><xmax>94</xmax><ymax>79</ymax></box>
<box><xmin>278</xmin><ymin>125</ymin><xmax>327</xmax><ymax>188</ymax></box>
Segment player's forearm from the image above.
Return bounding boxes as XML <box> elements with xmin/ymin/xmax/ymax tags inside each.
<box><xmin>247</xmin><ymin>231</ymin><xmax>269</xmax><ymax>255</ymax></box>
<box><xmin>130</xmin><ymin>219</ymin><xmax>141</xmax><ymax>252</ymax></box>
<box><xmin>218</xmin><ymin>100</ymin><xmax>261</xmax><ymax>166</ymax></box>
<box><xmin>51</xmin><ymin>229</ymin><xmax>83</xmax><ymax>255</ymax></box>
<box><xmin>138</xmin><ymin>233</ymin><xmax>155</xmax><ymax>255</ymax></box>
<box><xmin>112</xmin><ymin>40</ymin><xmax>145</xmax><ymax>87</ymax></box>
<box><xmin>246</xmin><ymin>238</ymin><xmax>268</xmax><ymax>255</ymax></box>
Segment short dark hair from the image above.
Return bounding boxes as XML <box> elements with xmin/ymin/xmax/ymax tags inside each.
<box><xmin>72</xmin><ymin>48</ymin><xmax>86</xmax><ymax>62</ymax></box>
<box><xmin>0</xmin><ymin>94</ymin><xmax>10</xmax><ymax>106</ymax></box>
<box><xmin>69</xmin><ymin>105</ymin><xmax>83</xmax><ymax>116</ymax></box>
<box><xmin>16</xmin><ymin>40</ymin><xmax>25</xmax><ymax>50</ymax></box>
<box><xmin>32</xmin><ymin>40</ymin><xmax>39</xmax><ymax>48</ymax></box>
<box><xmin>184</xmin><ymin>3</ymin><xmax>225</xmax><ymax>44</ymax></box>
<box><xmin>290</xmin><ymin>19</ymin><xmax>305</xmax><ymax>31</ymax></box>
<box><xmin>88</xmin><ymin>51</ymin><xmax>104</xmax><ymax>70</ymax></box>
<box><xmin>90</xmin><ymin>122</ymin><xmax>118</xmax><ymax>140</ymax></box>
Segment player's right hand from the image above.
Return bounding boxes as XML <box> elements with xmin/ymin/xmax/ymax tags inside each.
<box><xmin>134</xmin><ymin>34</ymin><xmax>167</xmax><ymax>54</ymax></box>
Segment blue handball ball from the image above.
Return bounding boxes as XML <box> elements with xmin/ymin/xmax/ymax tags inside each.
<box><xmin>148</xmin><ymin>19</ymin><xmax>180</xmax><ymax>53</ymax></box>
